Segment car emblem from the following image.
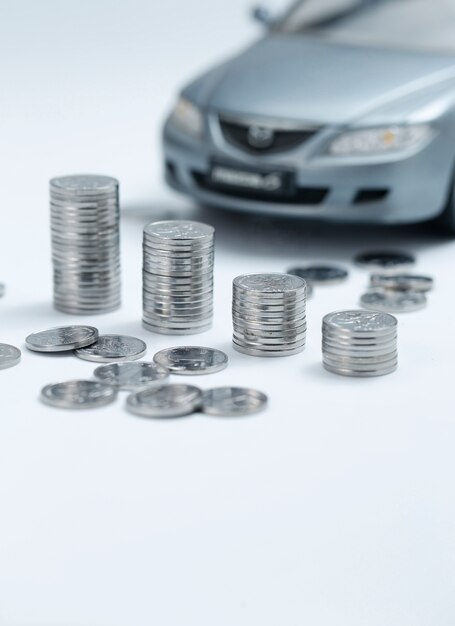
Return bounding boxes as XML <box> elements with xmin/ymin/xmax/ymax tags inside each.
<box><xmin>247</xmin><ymin>125</ymin><xmax>275</xmax><ymax>149</ymax></box>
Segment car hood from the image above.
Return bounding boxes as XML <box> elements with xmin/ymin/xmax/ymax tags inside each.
<box><xmin>183</xmin><ymin>35</ymin><xmax>455</xmax><ymax>125</ymax></box>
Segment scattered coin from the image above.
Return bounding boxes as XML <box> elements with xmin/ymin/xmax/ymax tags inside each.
<box><xmin>40</xmin><ymin>380</ymin><xmax>117</xmax><ymax>409</ymax></box>
<box><xmin>201</xmin><ymin>387</ymin><xmax>268</xmax><ymax>416</ymax></box>
<box><xmin>153</xmin><ymin>346</ymin><xmax>228</xmax><ymax>375</ymax></box>
<box><xmin>93</xmin><ymin>361</ymin><xmax>169</xmax><ymax>390</ymax></box>
<box><xmin>322</xmin><ymin>310</ymin><xmax>398</xmax><ymax>377</ymax></box>
<box><xmin>354</xmin><ymin>251</ymin><xmax>415</xmax><ymax>271</ymax></box>
<box><xmin>0</xmin><ymin>344</ymin><xmax>21</xmax><ymax>370</ymax></box>
<box><xmin>370</xmin><ymin>273</ymin><xmax>433</xmax><ymax>292</ymax></box>
<box><xmin>0</xmin><ymin>283</ymin><xmax>5</xmax><ymax>298</ymax></box>
<box><xmin>287</xmin><ymin>265</ymin><xmax>348</xmax><ymax>285</ymax></box>
<box><xmin>126</xmin><ymin>384</ymin><xmax>203</xmax><ymax>418</ymax></box>
<box><xmin>74</xmin><ymin>334</ymin><xmax>147</xmax><ymax>362</ymax></box>
<box><xmin>360</xmin><ymin>290</ymin><xmax>427</xmax><ymax>313</ymax></box>
<box><xmin>26</xmin><ymin>325</ymin><xmax>99</xmax><ymax>352</ymax></box>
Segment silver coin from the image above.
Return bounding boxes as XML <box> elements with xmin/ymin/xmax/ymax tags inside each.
<box><xmin>233</xmin><ymin>332</ymin><xmax>307</xmax><ymax>343</ymax></box>
<box><xmin>143</xmin><ymin>293</ymin><xmax>213</xmax><ymax>306</ymax></box>
<box><xmin>323</xmin><ymin>361</ymin><xmax>397</xmax><ymax>377</ymax></box>
<box><xmin>26</xmin><ymin>325</ymin><xmax>99</xmax><ymax>352</ymax></box>
<box><xmin>153</xmin><ymin>346</ymin><xmax>228</xmax><ymax>375</ymax></box>
<box><xmin>233</xmin><ymin>293</ymin><xmax>307</xmax><ymax>307</ymax></box>
<box><xmin>50</xmin><ymin>174</ymin><xmax>121</xmax><ymax>315</ymax></box>
<box><xmin>143</xmin><ymin>303</ymin><xmax>214</xmax><ymax>317</ymax></box>
<box><xmin>323</xmin><ymin>310</ymin><xmax>397</xmax><ymax>336</ymax></box>
<box><xmin>233</xmin><ymin>322</ymin><xmax>307</xmax><ymax>337</ymax></box>
<box><xmin>0</xmin><ymin>283</ymin><xmax>5</xmax><ymax>298</ymax></box>
<box><xmin>41</xmin><ymin>380</ymin><xmax>117</xmax><ymax>409</ymax></box>
<box><xmin>233</xmin><ymin>273</ymin><xmax>305</xmax><ymax>295</ymax></box>
<box><xmin>288</xmin><ymin>265</ymin><xmax>348</xmax><ymax>285</ymax></box>
<box><xmin>54</xmin><ymin>303</ymin><xmax>121</xmax><ymax>316</ymax></box>
<box><xmin>142</xmin><ymin>248</ymin><xmax>214</xmax><ymax>261</ymax></box>
<box><xmin>370</xmin><ymin>274</ymin><xmax>434</xmax><ymax>292</ymax></box>
<box><xmin>0</xmin><ymin>343</ymin><xmax>21</xmax><ymax>369</ymax></box>
<box><xmin>74</xmin><ymin>335</ymin><xmax>147</xmax><ymax>362</ymax></box>
<box><xmin>93</xmin><ymin>361</ymin><xmax>169</xmax><ymax>390</ymax></box>
<box><xmin>201</xmin><ymin>387</ymin><xmax>268</xmax><ymax>416</ymax></box>
<box><xmin>142</xmin><ymin>312</ymin><xmax>214</xmax><ymax>326</ymax></box>
<box><xmin>233</xmin><ymin>334</ymin><xmax>306</xmax><ymax>350</ymax></box>
<box><xmin>354</xmin><ymin>251</ymin><xmax>415</xmax><ymax>270</ymax></box>
<box><xmin>322</xmin><ymin>339</ymin><xmax>397</xmax><ymax>357</ymax></box>
<box><xmin>126</xmin><ymin>384</ymin><xmax>202</xmax><ymax>418</ymax></box>
<box><xmin>142</xmin><ymin>320</ymin><xmax>212</xmax><ymax>336</ymax></box>
<box><xmin>360</xmin><ymin>290</ymin><xmax>427</xmax><ymax>313</ymax></box>
<box><xmin>323</xmin><ymin>351</ymin><xmax>398</xmax><ymax>368</ymax></box>
<box><xmin>233</xmin><ymin>340</ymin><xmax>305</xmax><ymax>357</ymax></box>
<box><xmin>50</xmin><ymin>174</ymin><xmax>118</xmax><ymax>195</ymax></box>
<box><xmin>144</xmin><ymin>220</ymin><xmax>214</xmax><ymax>242</ymax></box>
<box><xmin>233</xmin><ymin>313</ymin><xmax>307</xmax><ymax>326</ymax></box>
<box><xmin>233</xmin><ymin>305</ymin><xmax>306</xmax><ymax>319</ymax></box>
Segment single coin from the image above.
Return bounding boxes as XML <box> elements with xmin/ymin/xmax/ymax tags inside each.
<box><xmin>74</xmin><ymin>335</ymin><xmax>147</xmax><ymax>362</ymax></box>
<box><xmin>370</xmin><ymin>274</ymin><xmax>433</xmax><ymax>292</ymax></box>
<box><xmin>40</xmin><ymin>380</ymin><xmax>117</xmax><ymax>409</ymax></box>
<box><xmin>360</xmin><ymin>290</ymin><xmax>426</xmax><ymax>313</ymax></box>
<box><xmin>143</xmin><ymin>221</ymin><xmax>214</xmax><ymax>242</ymax></box>
<box><xmin>323</xmin><ymin>361</ymin><xmax>397</xmax><ymax>377</ymax></box>
<box><xmin>323</xmin><ymin>310</ymin><xmax>397</xmax><ymax>335</ymax></box>
<box><xmin>0</xmin><ymin>343</ymin><xmax>21</xmax><ymax>369</ymax></box>
<box><xmin>233</xmin><ymin>273</ymin><xmax>305</xmax><ymax>295</ymax></box>
<box><xmin>0</xmin><ymin>283</ymin><xmax>5</xmax><ymax>298</ymax></box>
<box><xmin>354</xmin><ymin>251</ymin><xmax>415</xmax><ymax>270</ymax></box>
<box><xmin>142</xmin><ymin>320</ymin><xmax>212</xmax><ymax>336</ymax></box>
<box><xmin>202</xmin><ymin>387</ymin><xmax>268</xmax><ymax>416</ymax></box>
<box><xmin>93</xmin><ymin>361</ymin><xmax>169</xmax><ymax>390</ymax></box>
<box><xmin>288</xmin><ymin>265</ymin><xmax>348</xmax><ymax>285</ymax></box>
<box><xmin>323</xmin><ymin>351</ymin><xmax>398</xmax><ymax>367</ymax></box>
<box><xmin>233</xmin><ymin>340</ymin><xmax>305</xmax><ymax>357</ymax></box>
<box><xmin>153</xmin><ymin>346</ymin><xmax>228</xmax><ymax>375</ymax></box>
<box><xmin>26</xmin><ymin>325</ymin><xmax>99</xmax><ymax>352</ymax></box>
<box><xmin>126</xmin><ymin>384</ymin><xmax>202</xmax><ymax>418</ymax></box>
<box><xmin>50</xmin><ymin>174</ymin><xmax>118</xmax><ymax>195</ymax></box>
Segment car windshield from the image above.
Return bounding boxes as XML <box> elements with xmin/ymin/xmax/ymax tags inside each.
<box><xmin>276</xmin><ymin>0</ymin><xmax>455</xmax><ymax>53</ymax></box>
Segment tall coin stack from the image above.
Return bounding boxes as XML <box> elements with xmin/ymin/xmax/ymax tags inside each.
<box><xmin>322</xmin><ymin>310</ymin><xmax>398</xmax><ymax>377</ymax></box>
<box><xmin>232</xmin><ymin>273</ymin><xmax>307</xmax><ymax>357</ymax></box>
<box><xmin>50</xmin><ymin>174</ymin><xmax>121</xmax><ymax>315</ymax></box>
<box><xmin>142</xmin><ymin>220</ymin><xmax>214</xmax><ymax>334</ymax></box>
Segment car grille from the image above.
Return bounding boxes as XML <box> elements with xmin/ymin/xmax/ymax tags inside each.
<box><xmin>219</xmin><ymin>116</ymin><xmax>319</xmax><ymax>155</ymax></box>
<box><xmin>192</xmin><ymin>171</ymin><xmax>328</xmax><ymax>205</ymax></box>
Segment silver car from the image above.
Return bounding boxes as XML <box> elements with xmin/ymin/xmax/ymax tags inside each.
<box><xmin>163</xmin><ymin>0</ymin><xmax>455</xmax><ymax>233</ymax></box>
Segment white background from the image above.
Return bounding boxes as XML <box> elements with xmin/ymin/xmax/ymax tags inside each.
<box><xmin>1</xmin><ymin>1</ymin><xmax>455</xmax><ymax>625</ymax></box>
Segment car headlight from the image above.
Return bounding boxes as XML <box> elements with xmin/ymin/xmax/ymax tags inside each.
<box><xmin>169</xmin><ymin>97</ymin><xmax>204</xmax><ymax>138</ymax></box>
<box><xmin>328</xmin><ymin>124</ymin><xmax>433</xmax><ymax>156</ymax></box>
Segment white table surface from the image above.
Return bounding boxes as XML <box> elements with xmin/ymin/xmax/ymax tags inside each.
<box><xmin>1</xmin><ymin>2</ymin><xmax>454</xmax><ymax>625</ymax></box>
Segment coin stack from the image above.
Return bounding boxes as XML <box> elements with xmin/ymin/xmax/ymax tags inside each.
<box><xmin>142</xmin><ymin>220</ymin><xmax>214</xmax><ymax>334</ymax></box>
<box><xmin>232</xmin><ymin>273</ymin><xmax>307</xmax><ymax>357</ymax></box>
<box><xmin>50</xmin><ymin>174</ymin><xmax>121</xmax><ymax>314</ymax></box>
<box><xmin>322</xmin><ymin>310</ymin><xmax>398</xmax><ymax>377</ymax></box>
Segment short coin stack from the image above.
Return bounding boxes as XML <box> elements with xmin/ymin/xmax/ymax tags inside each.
<box><xmin>232</xmin><ymin>273</ymin><xmax>307</xmax><ymax>357</ymax></box>
<box><xmin>142</xmin><ymin>220</ymin><xmax>214</xmax><ymax>334</ymax></box>
<box><xmin>322</xmin><ymin>310</ymin><xmax>398</xmax><ymax>377</ymax></box>
<box><xmin>50</xmin><ymin>174</ymin><xmax>121</xmax><ymax>314</ymax></box>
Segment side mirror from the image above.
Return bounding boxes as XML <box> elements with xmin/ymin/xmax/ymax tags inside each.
<box><xmin>251</xmin><ymin>5</ymin><xmax>274</xmax><ymax>28</ymax></box>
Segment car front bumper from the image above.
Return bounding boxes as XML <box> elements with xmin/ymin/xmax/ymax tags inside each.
<box><xmin>163</xmin><ymin>116</ymin><xmax>454</xmax><ymax>224</ymax></box>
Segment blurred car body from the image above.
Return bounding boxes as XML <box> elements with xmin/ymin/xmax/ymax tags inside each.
<box><xmin>163</xmin><ymin>0</ymin><xmax>455</xmax><ymax>231</ymax></box>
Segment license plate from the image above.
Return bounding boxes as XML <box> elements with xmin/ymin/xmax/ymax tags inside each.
<box><xmin>209</xmin><ymin>162</ymin><xmax>294</xmax><ymax>196</ymax></box>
